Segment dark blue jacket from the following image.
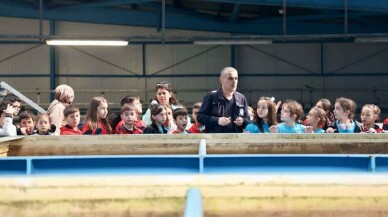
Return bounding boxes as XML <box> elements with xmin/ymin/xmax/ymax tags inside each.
<box><xmin>197</xmin><ymin>89</ymin><xmax>249</xmax><ymax>133</ymax></box>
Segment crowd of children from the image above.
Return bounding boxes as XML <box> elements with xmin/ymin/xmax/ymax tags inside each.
<box><xmin>1</xmin><ymin>83</ymin><xmax>388</xmax><ymax>137</ymax></box>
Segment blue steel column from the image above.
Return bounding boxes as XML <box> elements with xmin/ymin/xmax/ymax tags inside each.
<box><xmin>230</xmin><ymin>45</ymin><xmax>236</xmax><ymax>68</ymax></box>
<box><xmin>50</xmin><ymin>20</ymin><xmax>56</xmax><ymax>101</ymax></box>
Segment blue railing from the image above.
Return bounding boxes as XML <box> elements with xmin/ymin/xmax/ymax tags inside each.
<box><xmin>1</xmin><ymin>142</ymin><xmax>388</xmax><ymax>176</ymax></box>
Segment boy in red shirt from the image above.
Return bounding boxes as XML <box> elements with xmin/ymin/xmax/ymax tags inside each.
<box><xmin>116</xmin><ymin>104</ymin><xmax>142</xmax><ymax>134</ymax></box>
<box><xmin>170</xmin><ymin>107</ymin><xmax>189</xmax><ymax>134</ymax></box>
<box><xmin>60</xmin><ymin>105</ymin><xmax>82</xmax><ymax>135</ymax></box>
<box><xmin>114</xmin><ymin>96</ymin><xmax>146</xmax><ymax>133</ymax></box>
<box><xmin>188</xmin><ymin>102</ymin><xmax>205</xmax><ymax>133</ymax></box>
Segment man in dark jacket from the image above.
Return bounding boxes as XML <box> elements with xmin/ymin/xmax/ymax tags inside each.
<box><xmin>197</xmin><ymin>67</ymin><xmax>249</xmax><ymax>133</ymax></box>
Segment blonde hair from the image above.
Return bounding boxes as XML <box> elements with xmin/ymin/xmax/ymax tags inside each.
<box><xmin>362</xmin><ymin>104</ymin><xmax>381</xmax><ymax>120</ymax></box>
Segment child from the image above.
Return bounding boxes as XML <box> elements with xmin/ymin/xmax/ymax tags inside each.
<box><xmin>326</xmin><ymin>97</ymin><xmax>362</xmax><ymax>133</ymax></box>
<box><xmin>113</xmin><ymin>95</ymin><xmax>146</xmax><ymax>133</ymax></box>
<box><xmin>3</xmin><ymin>94</ymin><xmax>22</xmax><ymax>116</ymax></box>
<box><xmin>245</xmin><ymin>97</ymin><xmax>278</xmax><ymax>133</ymax></box>
<box><xmin>269</xmin><ymin>99</ymin><xmax>305</xmax><ymax>133</ymax></box>
<box><xmin>383</xmin><ymin>118</ymin><xmax>388</xmax><ymax>132</ymax></box>
<box><xmin>0</xmin><ymin>103</ymin><xmax>17</xmax><ymax>136</ymax></box>
<box><xmin>17</xmin><ymin>110</ymin><xmax>35</xmax><ymax>135</ymax></box>
<box><xmin>163</xmin><ymin>105</ymin><xmax>176</xmax><ymax>132</ymax></box>
<box><xmin>60</xmin><ymin>105</ymin><xmax>82</xmax><ymax>135</ymax></box>
<box><xmin>169</xmin><ymin>108</ymin><xmax>189</xmax><ymax>134</ymax></box>
<box><xmin>34</xmin><ymin>113</ymin><xmax>55</xmax><ymax>135</ymax></box>
<box><xmin>304</xmin><ymin>107</ymin><xmax>326</xmax><ymax>133</ymax></box>
<box><xmin>314</xmin><ymin>98</ymin><xmax>334</xmax><ymax>130</ymax></box>
<box><xmin>360</xmin><ymin>104</ymin><xmax>382</xmax><ymax>133</ymax></box>
<box><xmin>188</xmin><ymin>102</ymin><xmax>205</xmax><ymax>133</ymax></box>
<box><xmin>247</xmin><ymin>106</ymin><xmax>255</xmax><ymax>122</ymax></box>
<box><xmin>116</xmin><ymin>104</ymin><xmax>142</xmax><ymax>134</ymax></box>
<box><xmin>143</xmin><ymin>104</ymin><xmax>168</xmax><ymax>134</ymax></box>
<box><xmin>82</xmin><ymin>97</ymin><xmax>112</xmax><ymax>135</ymax></box>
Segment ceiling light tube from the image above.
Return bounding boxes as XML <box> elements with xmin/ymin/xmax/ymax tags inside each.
<box><xmin>46</xmin><ymin>40</ymin><xmax>128</xmax><ymax>46</ymax></box>
<box><xmin>194</xmin><ymin>39</ymin><xmax>272</xmax><ymax>45</ymax></box>
<box><xmin>354</xmin><ymin>37</ymin><xmax>388</xmax><ymax>43</ymax></box>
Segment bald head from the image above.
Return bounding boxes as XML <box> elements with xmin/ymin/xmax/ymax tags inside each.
<box><xmin>220</xmin><ymin>67</ymin><xmax>238</xmax><ymax>79</ymax></box>
<box><xmin>220</xmin><ymin>67</ymin><xmax>238</xmax><ymax>94</ymax></box>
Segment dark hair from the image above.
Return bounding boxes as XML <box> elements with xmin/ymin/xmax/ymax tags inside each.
<box><xmin>19</xmin><ymin>110</ymin><xmax>35</xmax><ymax>121</ymax></box>
<box><xmin>282</xmin><ymin>99</ymin><xmax>304</xmax><ymax>121</ymax></box>
<box><xmin>3</xmin><ymin>94</ymin><xmax>21</xmax><ymax>104</ymax></box>
<box><xmin>120</xmin><ymin>95</ymin><xmax>139</xmax><ymax>107</ymax></box>
<box><xmin>150</xmin><ymin>104</ymin><xmax>166</xmax><ymax>124</ymax></box>
<box><xmin>316</xmin><ymin>98</ymin><xmax>334</xmax><ymax>123</ymax></box>
<box><xmin>173</xmin><ymin>107</ymin><xmax>188</xmax><ymax>120</ymax></box>
<box><xmin>335</xmin><ymin>97</ymin><xmax>357</xmax><ymax>119</ymax></box>
<box><xmin>155</xmin><ymin>81</ymin><xmax>179</xmax><ymax>105</ymax></box>
<box><xmin>255</xmin><ymin>96</ymin><xmax>278</xmax><ymax>132</ymax></box>
<box><xmin>63</xmin><ymin>105</ymin><xmax>80</xmax><ymax>117</ymax></box>
<box><xmin>192</xmin><ymin>102</ymin><xmax>202</xmax><ymax>110</ymax></box>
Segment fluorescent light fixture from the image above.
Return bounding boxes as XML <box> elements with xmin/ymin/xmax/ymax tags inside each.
<box><xmin>354</xmin><ymin>37</ymin><xmax>388</xmax><ymax>43</ymax></box>
<box><xmin>194</xmin><ymin>39</ymin><xmax>272</xmax><ymax>45</ymax></box>
<box><xmin>46</xmin><ymin>40</ymin><xmax>128</xmax><ymax>46</ymax></box>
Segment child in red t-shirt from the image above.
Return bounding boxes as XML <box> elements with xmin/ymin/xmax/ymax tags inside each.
<box><xmin>188</xmin><ymin>102</ymin><xmax>205</xmax><ymax>133</ymax></box>
<box><xmin>116</xmin><ymin>104</ymin><xmax>142</xmax><ymax>134</ymax></box>
<box><xmin>169</xmin><ymin>107</ymin><xmax>189</xmax><ymax>134</ymax></box>
<box><xmin>60</xmin><ymin>105</ymin><xmax>82</xmax><ymax>135</ymax></box>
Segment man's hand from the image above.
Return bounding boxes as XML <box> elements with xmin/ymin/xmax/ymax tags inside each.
<box><xmin>234</xmin><ymin>117</ymin><xmax>244</xmax><ymax>126</ymax></box>
<box><xmin>218</xmin><ymin>117</ymin><xmax>231</xmax><ymax>126</ymax></box>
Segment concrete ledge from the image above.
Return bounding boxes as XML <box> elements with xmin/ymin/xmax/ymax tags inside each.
<box><xmin>3</xmin><ymin>134</ymin><xmax>388</xmax><ymax>156</ymax></box>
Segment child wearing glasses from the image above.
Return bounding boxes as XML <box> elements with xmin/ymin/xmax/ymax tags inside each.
<box><xmin>0</xmin><ymin>102</ymin><xmax>17</xmax><ymax>136</ymax></box>
<box><xmin>326</xmin><ymin>97</ymin><xmax>362</xmax><ymax>133</ymax></box>
<box><xmin>244</xmin><ymin>97</ymin><xmax>278</xmax><ymax>133</ymax></box>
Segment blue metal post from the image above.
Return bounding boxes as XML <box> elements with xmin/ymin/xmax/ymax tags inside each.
<box><xmin>49</xmin><ymin>20</ymin><xmax>56</xmax><ymax>101</ymax></box>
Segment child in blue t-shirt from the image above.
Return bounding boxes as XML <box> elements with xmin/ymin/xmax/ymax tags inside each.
<box><xmin>326</xmin><ymin>97</ymin><xmax>361</xmax><ymax>133</ymax></box>
<box><xmin>269</xmin><ymin>99</ymin><xmax>305</xmax><ymax>133</ymax></box>
<box><xmin>304</xmin><ymin>107</ymin><xmax>326</xmax><ymax>133</ymax></box>
<box><xmin>245</xmin><ymin>97</ymin><xmax>278</xmax><ymax>133</ymax></box>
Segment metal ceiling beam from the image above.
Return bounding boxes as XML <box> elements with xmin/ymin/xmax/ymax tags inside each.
<box><xmin>54</xmin><ymin>0</ymin><xmax>154</xmax><ymax>11</ymax></box>
<box><xmin>1</xmin><ymin>2</ymin><xmax>388</xmax><ymax>35</ymax></box>
<box><xmin>230</xmin><ymin>3</ymin><xmax>241</xmax><ymax>22</ymax></box>
<box><xmin>200</xmin><ymin>0</ymin><xmax>388</xmax><ymax>13</ymax></box>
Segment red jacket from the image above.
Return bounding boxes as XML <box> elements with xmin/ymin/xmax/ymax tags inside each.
<box><xmin>115</xmin><ymin>125</ymin><xmax>142</xmax><ymax>134</ymax></box>
<box><xmin>60</xmin><ymin>125</ymin><xmax>82</xmax><ymax>135</ymax></box>
<box><xmin>115</xmin><ymin>118</ymin><xmax>146</xmax><ymax>134</ymax></box>
<box><xmin>188</xmin><ymin>123</ymin><xmax>206</xmax><ymax>133</ymax></box>
<box><xmin>82</xmin><ymin>121</ymin><xmax>111</xmax><ymax>135</ymax></box>
<box><xmin>362</xmin><ymin>124</ymin><xmax>383</xmax><ymax>133</ymax></box>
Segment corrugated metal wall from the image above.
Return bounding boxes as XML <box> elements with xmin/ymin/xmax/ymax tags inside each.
<box><xmin>0</xmin><ymin>17</ymin><xmax>387</xmax><ymax>118</ymax></box>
